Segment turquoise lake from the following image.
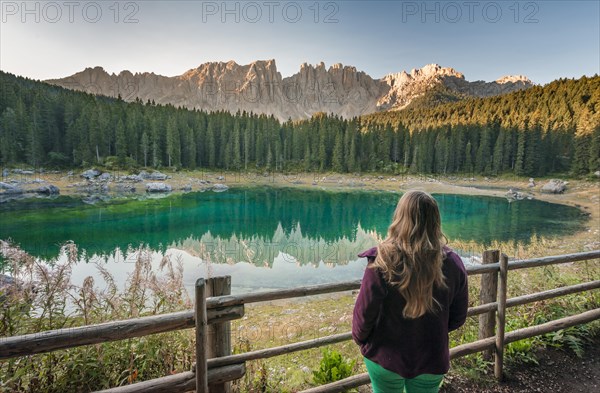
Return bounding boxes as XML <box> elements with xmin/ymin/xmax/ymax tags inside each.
<box><xmin>0</xmin><ymin>188</ymin><xmax>586</xmax><ymax>292</ymax></box>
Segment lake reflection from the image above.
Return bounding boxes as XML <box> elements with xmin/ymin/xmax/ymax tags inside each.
<box><xmin>0</xmin><ymin>187</ymin><xmax>586</xmax><ymax>290</ymax></box>
<box><xmin>66</xmin><ymin>225</ymin><xmax>378</xmax><ymax>294</ymax></box>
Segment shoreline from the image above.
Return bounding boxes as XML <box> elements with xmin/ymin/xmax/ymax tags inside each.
<box><xmin>2</xmin><ymin>169</ymin><xmax>599</xmax><ymax>254</ymax></box>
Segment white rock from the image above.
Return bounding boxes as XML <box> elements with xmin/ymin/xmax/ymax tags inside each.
<box><xmin>81</xmin><ymin>169</ymin><xmax>101</xmax><ymax>179</ymax></box>
<box><xmin>146</xmin><ymin>182</ymin><xmax>172</xmax><ymax>193</ymax></box>
<box><xmin>212</xmin><ymin>183</ymin><xmax>229</xmax><ymax>192</ymax></box>
<box><xmin>541</xmin><ymin>179</ymin><xmax>567</xmax><ymax>194</ymax></box>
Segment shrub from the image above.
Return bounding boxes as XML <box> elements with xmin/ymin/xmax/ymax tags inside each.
<box><xmin>312</xmin><ymin>347</ymin><xmax>356</xmax><ymax>385</ymax></box>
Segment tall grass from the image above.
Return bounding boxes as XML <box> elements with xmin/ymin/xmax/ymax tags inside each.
<box><xmin>0</xmin><ymin>240</ymin><xmax>195</xmax><ymax>393</ymax></box>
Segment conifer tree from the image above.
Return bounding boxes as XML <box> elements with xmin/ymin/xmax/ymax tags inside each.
<box><xmin>166</xmin><ymin>117</ymin><xmax>181</xmax><ymax>167</ymax></box>
<box><xmin>465</xmin><ymin>141</ymin><xmax>473</xmax><ymax>173</ymax></box>
<box><xmin>514</xmin><ymin>130</ymin><xmax>526</xmax><ymax>176</ymax></box>
<box><xmin>332</xmin><ymin>130</ymin><xmax>344</xmax><ymax>172</ymax></box>
<box><xmin>140</xmin><ymin>132</ymin><xmax>149</xmax><ymax>167</ymax></box>
<box><xmin>207</xmin><ymin>117</ymin><xmax>217</xmax><ymax>168</ymax></box>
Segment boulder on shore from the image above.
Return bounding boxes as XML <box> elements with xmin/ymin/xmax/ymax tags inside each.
<box><xmin>505</xmin><ymin>189</ymin><xmax>525</xmax><ymax>201</ymax></box>
<box><xmin>146</xmin><ymin>182</ymin><xmax>172</xmax><ymax>193</ymax></box>
<box><xmin>119</xmin><ymin>174</ymin><xmax>143</xmax><ymax>182</ymax></box>
<box><xmin>34</xmin><ymin>185</ymin><xmax>60</xmax><ymax>195</ymax></box>
<box><xmin>212</xmin><ymin>183</ymin><xmax>229</xmax><ymax>192</ymax></box>
<box><xmin>81</xmin><ymin>169</ymin><xmax>101</xmax><ymax>180</ymax></box>
<box><xmin>13</xmin><ymin>169</ymin><xmax>34</xmax><ymax>175</ymax></box>
<box><xmin>98</xmin><ymin>172</ymin><xmax>112</xmax><ymax>182</ymax></box>
<box><xmin>0</xmin><ymin>182</ymin><xmax>23</xmax><ymax>194</ymax></box>
<box><xmin>541</xmin><ymin>179</ymin><xmax>567</xmax><ymax>194</ymax></box>
<box><xmin>140</xmin><ymin>171</ymin><xmax>168</xmax><ymax>181</ymax></box>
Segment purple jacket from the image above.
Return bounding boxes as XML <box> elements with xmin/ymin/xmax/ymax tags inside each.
<box><xmin>352</xmin><ymin>246</ymin><xmax>468</xmax><ymax>378</ymax></box>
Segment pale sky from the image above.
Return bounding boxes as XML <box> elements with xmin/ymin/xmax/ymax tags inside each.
<box><xmin>0</xmin><ymin>0</ymin><xmax>599</xmax><ymax>84</ymax></box>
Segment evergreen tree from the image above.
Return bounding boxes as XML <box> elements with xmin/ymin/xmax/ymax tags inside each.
<box><xmin>492</xmin><ymin>129</ymin><xmax>505</xmax><ymax>174</ymax></box>
<box><xmin>115</xmin><ymin>118</ymin><xmax>127</xmax><ymax>166</ymax></box>
<box><xmin>303</xmin><ymin>143</ymin><xmax>312</xmax><ymax>171</ymax></box>
<box><xmin>166</xmin><ymin>117</ymin><xmax>181</xmax><ymax>167</ymax></box>
<box><xmin>524</xmin><ymin>127</ymin><xmax>541</xmax><ymax>175</ymax></box>
<box><xmin>266</xmin><ymin>145</ymin><xmax>273</xmax><ymax>171</ymax></box>
<box><xmin>346</xmin><ymin>121</ymin><xmax>357</xmax><ymax>173</ymax></box>
<box><xmin>572</xmin><ymin>107</ymin><xmax>597</xmax><ymax>175</ymax></box>
<box><xmin>476</xmin><ymin>127</ymin><xmax>492</xmax><ymax>174</ymax></box>
<box><xmin>465</xmin><ymin>141</ymin><xmax>473</xmax><ymax>173</ymax></box>
<box><xmin>151</xmin><ymin>117</ymin><xmax>162</xmax><ymax>168</ymax></box>
<box><xmin>244</xmin><ymin>119</ymin><xmax>251</xmax><ymax>170</ymax></box>
<box><xmin>331</xmin><ymin>130</ymin><xmax>344</xmax><ymax>172</ymax></box>
<box><xmin>318</xmin><ymin>129</ymin><xmax>328</xmax><ymax>171</ymax></box>
<box><xmin>0</xmin><ymin>108</ymin><xmax>18</xmax><ymax>164</ymax></box>
<box><xmin>514</xmin><ymin>130</ymin><xmax>526</xmax><ymax>176</ymax></box>
<box><xmin>140</xmin><ymin>132</ymin><xmax>149</xmax><ymax>167</ymax></box>
<box><xmin>434</xmin><ymin>132</ymin><xmax>449</xmax><ymax>174</ymax></box>
<box><xmin>589</xmin><ymin>125</ymin><xmax>600</xmax><ymax>173</ymax></box>
<box><xmin>207</xmin><ymin>117</ymin><xmax>217</xmax><ymax>168</ymax></box>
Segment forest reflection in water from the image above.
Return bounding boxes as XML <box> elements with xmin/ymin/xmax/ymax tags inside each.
<box><xmin>0</xmin><ymin>187</ymin><xmax>586</xmax><ymax>291</ymax></box>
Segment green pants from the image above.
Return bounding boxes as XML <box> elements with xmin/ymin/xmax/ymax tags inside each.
<box><xmin>364</xmin><ymin>357</ymin><xmax>444</xmax><ymax>393</ymax></box>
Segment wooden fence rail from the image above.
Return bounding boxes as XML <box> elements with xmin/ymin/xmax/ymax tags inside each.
<box><xmin>2</xmin><ymin>251</ymin><xmax>598</xmax><ymax>361</ymax></box>
<box><xmin>200</xmin><ymin>279</ymin><xmax>599</xmax><ymax>370</ymax></box>
<box><xmin>299</xmin><ymin>308</ymin><xmax>600</xmax><ymax>393</ymax></box>
<box><xmin>1</xmin><ymin>250</ymin><xmax>598</xmax><ymax>393</ymax></box>
<box><xmin>0</xmin><ymin>305</ymin><xmax>244</xmax><ymax>359</ymax></box>
<box><xmin>299</xmin><ymin>250</ymin><xmax>600</xmax><ymax>393</ymax></box>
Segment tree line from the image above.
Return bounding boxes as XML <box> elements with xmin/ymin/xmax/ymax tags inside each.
<box><xmin>0</xmin><ymin>71</ymin><xmax>598</xmax><ymax>176</ymax></box>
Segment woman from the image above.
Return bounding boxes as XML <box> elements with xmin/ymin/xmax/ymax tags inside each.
<box><xmin>352</xmin><ymin>190</ymin><xmax>468</xmax><ymax>393</ymax></box>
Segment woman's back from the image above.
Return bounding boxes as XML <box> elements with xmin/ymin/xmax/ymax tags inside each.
<box><xmin>352</xmin><ymin>246</ymin><xmax>468</xmax><ymax>378</ymax></box>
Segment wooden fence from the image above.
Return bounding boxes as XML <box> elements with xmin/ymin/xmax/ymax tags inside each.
<box><xmin>1</xmin><ymin>250</ymin><xmax>599</xmax><ymax>393</ymax></box>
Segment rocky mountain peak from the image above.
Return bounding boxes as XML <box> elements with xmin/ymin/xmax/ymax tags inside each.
<box><xmin>384</xmin><ymin>64</ymin><xmax>464</xmax><ymax>86</ymax></box>
<box><xmin>411</xmin><ymin>63</ymin><xmax>464</xmax><ymax>79</ymax></box>
<box><xmin>46</xmin><ymin>60</ymin><xmax>533</xmax><ymax>120</ymax></box>
<box><xmin>496</xmin><ymin>75</ymin><xmax>532</xmax><ymax>84</ymax></box>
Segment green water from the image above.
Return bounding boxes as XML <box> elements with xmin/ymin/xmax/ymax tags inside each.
<box><xmin>0</xmin><ymin>187</ymin><xmax>586</xmax><ymax>263</ymax></box>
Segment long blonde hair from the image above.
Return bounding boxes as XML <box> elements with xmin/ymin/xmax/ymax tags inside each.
<box><xmin>371</xmin><ymin>190</ymin><xmax>447</xmax><ymax>318</ymax></box>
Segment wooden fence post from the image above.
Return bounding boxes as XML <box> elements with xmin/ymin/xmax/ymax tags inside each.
<box><xmin>195</xmin><ymin>279</ymin><xmax>208</xmax><ymax>393</ymax></box>
<box><xmin>495</xmin><ymin>253</ymin><xmax>509</xmax><ymax>380</ymax></box>
<box><xmin>479</xmin><ymin>249</ymin><xmax>499</xmax><ymax>360</ymax></box>
<box><xmin>206</xmin><ymin>276</ymin><xmax>233</xmax><ymax>393</ymax></box>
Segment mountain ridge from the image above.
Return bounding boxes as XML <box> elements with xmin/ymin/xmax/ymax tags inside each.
<box><xmin>46</xmin><ymin>60</ymin><xmax>533</xmax><ymax>121</ymax></box>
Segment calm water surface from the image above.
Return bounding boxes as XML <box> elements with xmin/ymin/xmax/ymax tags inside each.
<box><xmin>0</xmin><ymin>188</ymin><xmax>586</xmax><ymax>292</ymax></box>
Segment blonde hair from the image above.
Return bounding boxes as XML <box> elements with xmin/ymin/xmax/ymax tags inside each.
<box><xmin>371</xmin><ymin>190</ymin><xmax>447</xmax><ymax>319</ymax></box>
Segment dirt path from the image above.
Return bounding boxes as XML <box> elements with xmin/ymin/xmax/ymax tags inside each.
<box><xmin>441</xmin><ymin>337</ymin><xmax>600</xmax><ymax>393</ymax></box>
<box><xmin>356</xmin><ymin>337</ymin><xmax>600</xmax><ymax>393</ymax></box>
